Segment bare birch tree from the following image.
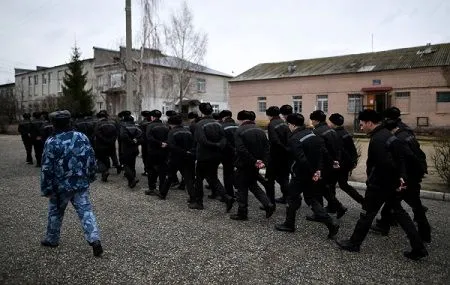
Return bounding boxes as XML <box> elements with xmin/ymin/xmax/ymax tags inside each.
<box><xmin>163</xmin><ymin>1</ymin><xmax>208</xmax><ymax>112</ymax></box>
<box><xmin>137</xmin><ymin>0</ymin><xmax>162</xmax><ymax>112</ymax></box>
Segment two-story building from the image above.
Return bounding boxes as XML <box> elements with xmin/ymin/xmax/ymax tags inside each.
<box><xmin>229</xmin><ymin>43</ymin><xmax>450</xmax><ymax>130</ymax></box>
<box><xmin>14</xmin><ymin>47</ymin><xmax>232</xmax><ymax>119</ymax></box>
<box><xmin>14</xmin><ymin>60</ymin><xmax>96</xmax><ymax>114</ymax></box>
<box><xmin>0</xmin><ymin>83</ymin><xmax>16</xmax><ymax>122</ymax></box>
<box><xmin>93</xmin><ymin>47</ymin><xmax>232</xmax><ymax>118</ymax></box>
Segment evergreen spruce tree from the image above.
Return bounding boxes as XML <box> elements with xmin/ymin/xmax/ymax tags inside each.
<box><xmin>59</xmin><ymin>46</ymin><xmax>94</xmax><ymax>115</ymax></box>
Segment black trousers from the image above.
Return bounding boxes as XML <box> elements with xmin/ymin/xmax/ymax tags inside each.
<box><xmin>33</xmin><ymin>139</ymin><xmax>44</xmax><ymax>166</ymax></box>
<box><xmin>264</xmin><ymin>160</ymin><xmax>290</xmax><ymax>204</ymax></box>
<box><xmin>235</xmin><ymin>167</ymin><xmax>271</xmax><ymax>216</ymax></box>
<box><xmin>222</xmin><ymin>155</ymin><xmax>236</xmax><ymax>198</ymax></box>
<box><xmin>330</xmin><ymin>167</ymin><xmax>365</xmax><ymax>204</ymax></box>
<box><xmin>22</xmin><ymin>137</ymin><xmax>33</xmax><ymax>163</ymax></box>
<box><xmin>286</xmin><ymin>175</ymin><xmax>334</xmax><ymax>226</ymax></box>
<box><xmin>321</xmin><ymin>169</ymin><xmax>346</xmax><ymax>211</ymax></box>
<box><xmin>194</xmin><ymin>159</ymin><xmax>228</xmax><ymax>205</ymax></box>
<box><xmin>95</xmin><ymin>145</ymin><xmax>115</xmax><ymax>174</ymax></box>
<box><xmin>350</xmin><ymin>186</ymin><xmax>425</xmax><ymax>251</ymax></box>
<box><xmin>122</xmin><ymin>154</ymin><xmax>137</xmax><ymax>183</ymax></box>
<box><xmin>378</xmin><ymin>182</ymin><xmax>430</xmax><ymax>238</ymax></box>
<box><xmin>111</xmin><ymin>143</ymin><xmax>120</xmax><ymax>167</ymax></box>
<box><xmin>160</xmin><ymin>158</ymin><xmax>195</xmax><ymax>198</ymax></box>
<box><xmin>147</xmin><ymin>154</ymin><xmax>168</xmax><ymax>191</ymax></box>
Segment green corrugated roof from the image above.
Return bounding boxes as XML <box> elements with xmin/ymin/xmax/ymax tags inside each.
<box><xmin>230</xmin><ymin>43</ymin><xmax>450</xmax><ymax>82</ymax></box>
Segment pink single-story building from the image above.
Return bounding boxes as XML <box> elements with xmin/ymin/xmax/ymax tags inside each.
<box><xmin>229</xmin><ymin>43</ymin><xmax>450</xmax><ymax>130</ymax></box>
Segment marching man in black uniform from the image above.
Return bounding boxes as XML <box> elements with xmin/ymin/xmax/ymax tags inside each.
<box><xmin>230</xmin><ymin>110</ymin><xmax>275</xmax><ymax>220</ymax></box>
<box><xmin>336</xmin><ymin>109</ymin><xmax>428</xmax><ymax>260</ymax></box>
<box><xmin>119</xmin><ymin>114</ymin><xmax>142</xmax><ymax>188</ymax></box>
<box><xmin>275</xmin><ymin>113</ymin><xmax>339</xmax><ymax>239</ymax></box>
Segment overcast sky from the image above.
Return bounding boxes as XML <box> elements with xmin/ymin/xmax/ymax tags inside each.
<box><xmin>0</xmin><ymin>0</ymin><xmax>449</xmax><ymax>84</ymax></box>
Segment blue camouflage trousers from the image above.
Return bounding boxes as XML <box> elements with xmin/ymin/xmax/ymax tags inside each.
<box><xmin>45</xmin><ymin>190</ymin><xmax>100</xmax><ymax>244</ymax></box>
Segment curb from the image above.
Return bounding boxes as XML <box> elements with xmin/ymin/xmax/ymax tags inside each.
<box><xmin>348</xmin><ymin>181</ymin><xmax>450</xmax><ymax>202</ymax></box>
<box><xmin>219</xmin><ymin>165</ymin><xmax>450</xmax><ymax>202</ymax></box>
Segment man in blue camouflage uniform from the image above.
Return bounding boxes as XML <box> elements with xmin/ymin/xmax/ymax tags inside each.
<box><xmin>40</xmin><ymin>110</ymin><xmax>103</xmax><ymax>257</ymax></box>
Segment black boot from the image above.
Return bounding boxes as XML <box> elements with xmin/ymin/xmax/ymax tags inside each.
<box><xmin>230</xmin><ymin>214</ymin><xmax>248</xmax><ymax>221</ymax></box>
<box><xmin>264</xmin><ymin>204</ymin><xmax>275</xmax><ymax>218</ymax></box>
<box><xmin>403</xmin><ymin>248</ymin><xmax>428</xmax><ymax>260</ymax></box>
<box><xmin>275</xmin><ymin>206</ymin><xmax>296</xmax><ymax>232</ymax></box>
<box><xmin>370</xmin><ymin>222</ymin><xmax>390</xmax><ymax>236</ymax></box>
<box><xmin>41</xmin><ymin>240</ymin><xmax>59</xmax><ymax>248</ymax></box>
<box><xmin>91</xmin><ymin>240</ymin><xmax>103</xmax><ymax>257</ymax></box>
<box><xmin>336</xmin><ymin>239</ymin><xmax>360</xmax><ymax>252</ymax></box>
<box><xmin>225</xmin><ymin>197</ymin><xmax>234</xmax><ymax>213</ymax></box>
<box><xmin>326</xmin><ymin>222</ymin><xmax>340</xmax><ymax>239</ymax></box>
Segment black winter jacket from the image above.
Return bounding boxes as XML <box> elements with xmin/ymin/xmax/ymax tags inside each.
<box><xmin>335</xmin><ymin>126</ymin><xmax>358</xmax><ymax>170</ymax></box>
<box><xmin>146</xmin><ymin>119</ymin><xmax>169</xmax><ymax>155</ymax></box>
<box><xmin>119</xmin><ymin>122</ymin><xmax>142</xmax><ymax>156</ymax></box>
<box><xmin>234</xmin><ymin>121</ymin><xmax>270</xmax><ymax>169</ymax></box>
<box><xmin>267</xmin><ymin>116</ymin><xmax>290</xmax><ymax>161</ymax></box>
<box><xmin>194</xmin><ymin>116</ymin><xmax>226</xmax><ymax>162</ymax></box>
<box><xmin>366</xmin><ymin>125</ymin><xmax>404</xmax><ymax>189</ymax></box>
<box><xmin>288</xmin><ymin>126</ymin><xmax>324</xmax><ymax>179</ymax></box>
<box><xmin>313</xmin><ymin>122</ymin><xmax>342</xmax><ymax>167</ymax></box>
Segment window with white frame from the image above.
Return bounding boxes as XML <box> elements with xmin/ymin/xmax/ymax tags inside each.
<box><xmin>293</xmin><ymin>95</ymin><xmax>302</xmax><ymax>113</ymax></box>
<box><xmin>212</xmin><ymin>104</ymin><xmax>220</xmax><ymax>113</ymax></box>
<box><xmin>28</xmin><ymin>76</ymin><xmax>32</xmax><ymax>96</ymax></box>
<box><xmin>47</xmin><ymin>72</ymin><xmax>52</xmax><ymax>94</ymax></box>
<box><xmin>57</xmin><ymin>71</ymin><xmax>63</xmax><ymax>93</ymax></box>
<box><xmin>34</xmin><ymin>75</ymin><xmax>38</xmax><ymax>85</ymax></box>
<box><xmin>196</xmin><ymin>78</ymin><xmax>206</xmax><ymax>93</ymax></box>
<box><xmin>316</xmin><ymin>95</ymin><xmax>328</xmax><ymax>113</ymax></box>
<box><xmin>257</xmin><ymin>97</ymin><xmax>267</xmax><ymax>112</ymax></box>
<box><xmin>42</xmin><ymin>74</ymin><xmax>47</xmax><ymax>85</ymax></box>
<box><xmin>348</xmin><ymin>94</ymin><xmax>363</xmax><ymax>113</ymax></box>
<box><xmin>110</xmin><ymin>73</ymin><xmax>123</xmax><ymax>88</ymax></box>
<box><xmin>395</xmin><ymin>92</ymin><xmax>411</xmax><ymax>113</ymax></box>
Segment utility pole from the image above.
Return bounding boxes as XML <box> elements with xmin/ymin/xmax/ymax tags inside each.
<box><xmin>125</xmin><ymin>0</ymin><xmax>134</xmax><ymax>113</ymax></box>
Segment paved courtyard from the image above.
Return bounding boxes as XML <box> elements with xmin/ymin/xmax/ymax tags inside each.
<box><xmin>0</xmin><ymin>135</ymin><xmax>449</xmax><ymax>284</ymax></box>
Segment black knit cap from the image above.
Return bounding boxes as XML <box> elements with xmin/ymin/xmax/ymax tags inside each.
<box><xmin>249</xmin><ymin>111</ymin><xmax>256</xmax><ymax>121</ymax></box>
<box><xmin>310</xmin><ymin>110</ymin><xmax>326</xmax><ymax>122</ymax></box>
<box><xmin>166</xmin><ymin>110</ymin><xmax>177</xmax><ymax>117</ymax></box>
<box><xmin>384</xmin><ymin>118</ymin><xmax>399</xmax><ymax>131</ymax></box>
<box><xmin>237</xmin><ymin>110</ymin><xmax>253</xmax><ymax>121</ymax></box>
<box><xmin>219</xmin><ymin>110</ymin><xmax>232</xmax><ymax>119</ymax></box>
<box><xmin>266</xmin><ymin>106</ymin><xmax>280</xmax><ymax>117</ymax></box>
<box><xmin>150</xmin><ymin>109</ymin><xmax>162</xmax><ymax>118</ymax></box>
<box><xmin>187</xmin><ymin>111</ymin><xmax>198</xmax><ymax>119</ymax></box>
<box><xmin>32</xmin><ymin>111</ymin><xmax>41</xmax><ymax>118</ymax></box>
<box><xmin>96</xmin><ymin>110</ymin><xmax>108</xmax><ymax>118</ymax></box>
<box><xmin>123</xmin><ymin>115</ymin><xmax>134</xmax><ymax>122</ymax></box>
<box><xmin>358</xmin><ymin>109</ymin><xmax>382</xmax><ymax>123</ymax></box>
<box><xmin>168</xmin><ymin>114</ymin><xmax>183</xmax><ymax>125</ymax></box>
<box><xmin>118</xmin><ymin>110</ymin><xmax>131</xmax><ymax>118</ymax></box>
<box><xmin>141</xmin><ymin>110</ymin><xmax>151</xmax><ymax>117</ymax></box>
<box><xmin>329</xmin><ymin>113</ymin><xmax>344</xmax><ymax>126</ymax></box>
<box><xmin>23</xmin><ymin>113</ymin><xmax>31</xmax><ymax>119</ymax></box>
<box><xmin>280</xmin><ymin>105</ymin><xmax>293</xmax><ymax>116</ymax></box>
<box><xmin>199</xmin><ymin>102</ymin><xmax>213</xmax><ymax>115</ymax></box>
<box><xmin>49</xmin><ymin>110</ymin><xmax>71</xmax><ymax>121</ymax></box>
<box><xmin>383</xmin><ymin>107</ymin><xmax>401</xmax><ymax>120</ymax></box>
<box><xmin>286</xmin><ymin>113</ymin><xmax>304</xmax><ymax>126</ymax></box>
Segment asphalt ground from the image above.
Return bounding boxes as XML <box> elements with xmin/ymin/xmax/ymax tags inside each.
<box><xmin>0</xmin><ymin>135</ymin><xmax>449</xmax><ymax>284</ymax></box>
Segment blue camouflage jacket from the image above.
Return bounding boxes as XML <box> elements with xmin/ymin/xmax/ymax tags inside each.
<box><xmin>40</xmin><ymin>131</ymin><xmax>97</xmax><ymax>196</ymax></box>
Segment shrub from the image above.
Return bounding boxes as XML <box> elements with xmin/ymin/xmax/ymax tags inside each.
<box><xmin>431</xmin><ymin>137</ymin><xmax>450</xmax><ymax>187</ymax></box>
